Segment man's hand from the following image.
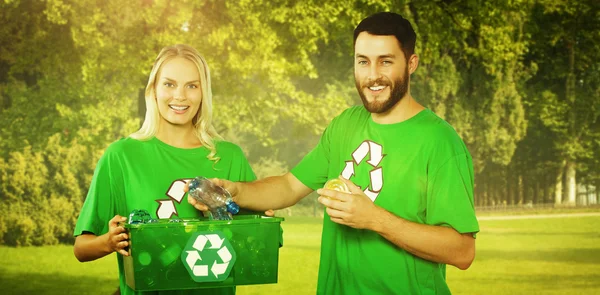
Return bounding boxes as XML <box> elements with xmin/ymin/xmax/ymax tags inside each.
<box><xmin>185</xmin><ymin>178</ymin><xmax>275</xmax><ymax>217</ymax></box>
<box><xmin>106</xmin><ymin>215</ymin><xmax>129</xmax><ymax>256</ymax></box>
<box><xmin>317</xmin><ymin>177</ymin><xmax>381</xmax><ymax>230</ymax></box>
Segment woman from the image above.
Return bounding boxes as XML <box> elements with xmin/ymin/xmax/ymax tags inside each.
<box><xmin>73</xmin><ymin>44</ymin><xmax>254</xmax><ymax>295</ymax></box>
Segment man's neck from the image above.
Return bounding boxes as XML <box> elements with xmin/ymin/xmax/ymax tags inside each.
<box><xmin>371</xmin><ymin>94</ymin><xmax>425</xmax><ymax>124</ymax></box>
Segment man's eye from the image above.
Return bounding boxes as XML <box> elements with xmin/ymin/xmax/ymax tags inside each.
<box><xmin>357</xmin><ymin>60</ymin><xmax>368</xmax><ymax>65</ymax></box>
<box><xmin>382</xmin><ymin>60</ymin><xmax>392</xmax><ymax>65</ymax></box>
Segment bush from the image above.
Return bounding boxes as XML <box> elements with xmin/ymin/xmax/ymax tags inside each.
<box><xmin>0</xmin><ymin>134</ymin><xmax>98</xmax><ymax>246</ymax></box>
<box><xmin>3</xmin><ymin>214</ymin><xmax>36</xmax><ymax>247</ymax></box>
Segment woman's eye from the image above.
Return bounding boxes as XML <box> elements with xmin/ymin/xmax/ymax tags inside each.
<box><xmin>164</xmin><ymin>82</ymin><xmax>175</xmax><ymax>87</ymax></box>
<box><xmin>187</xmin><ymin>84</ymin><xmax>198</xmax><ymax>89</ymax></box>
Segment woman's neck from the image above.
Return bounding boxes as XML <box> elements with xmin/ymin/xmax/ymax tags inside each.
<box><xmin>155</xmin><ymin>123</ymin><xmax>202</xmax><ymax>148</ymax></box>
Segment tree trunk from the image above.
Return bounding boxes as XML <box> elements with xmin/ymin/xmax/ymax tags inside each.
<box><xmin>490</xmin><ymin>177</ymin><xmax>496</xmax><ymax>206</ymax></box>
<box><xmin>506</xmin><ymin>167</ymin><xmax>513</xmax><ymax>205</ymax></box>
<box><xmin>518</xmin><ymin>174</ymin><xmax>524</xmax><ymax>204</ymax></box>
<box><xmin>565</xmin><ymin>160</ymin><xmax>577</xmax><ymax>205</ymax></box>
<box><xmin>482</xmin><ymin>177</ymin><xmax>489</xmax><ymax>206</ymax></box>
<box><xmin>555</xmin><ymin>160</ymin><xmax>565</xmax><ymax>205</ymax></box>
<box><xmin>523</xmin><ymin>173</ymin><xmax>529</xmax><ymax>205</ymax></box>
<box><xmin>533</xmin><ymin>179</ymin><xmax>540</xmax><ymax>204</ymax></box>
<box><xmin>542</xmin><ymin>174</ymin><xmax>549</xmax><ymax>203</ymax></box>
<box><xmin>474</xmin><ymin>181</ymin><xmax>480</xmax><ymax>207</ymax></box>
<box><xmin>596</xmin><ymin>179</ymin><xmax>600</xmax><ymax>205</ymax></box>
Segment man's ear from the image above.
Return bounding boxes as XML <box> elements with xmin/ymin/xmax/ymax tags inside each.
<box><xmin>408</xmin><ymin>54</ymin><xmax>419</xmax><ymax>74</ymax></box>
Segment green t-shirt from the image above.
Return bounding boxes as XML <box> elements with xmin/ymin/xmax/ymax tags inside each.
<box><xmin>291</xmin><ymin>106</ymin><xmax>479</xmax><ymax>295</ymax></box>
<box><xmin>74</xmin><ymin>137</ymin><xmax>256</xmax><ymax>295</ymax></box>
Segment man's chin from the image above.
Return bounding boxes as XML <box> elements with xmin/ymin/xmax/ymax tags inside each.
<box><xmin>363</xmin><ymin>101</ymin><xmax>389</xmax><ymax>113</ymax></box>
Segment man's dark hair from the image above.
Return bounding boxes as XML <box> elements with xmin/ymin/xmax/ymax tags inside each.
<box><xmin>353</xmin><ymin>12</ymin><xmax>417</xmax><ymax>60</ymax></box>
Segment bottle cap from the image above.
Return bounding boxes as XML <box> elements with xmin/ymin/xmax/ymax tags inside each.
<box><xmin>188</xmin><ymin>178</ymin><xmax>200</xmax><ymax>192</ymax></box>
<box><xmin>226</xmin><ymin>202</ymin><xmax>240</xmax><ymax>215</ymax></box>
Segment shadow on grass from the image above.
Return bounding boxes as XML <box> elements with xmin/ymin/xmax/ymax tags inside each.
<box><xmin>475</xmin><ymin>248</ymin><xmax>600</xmax><ymax>264</ymax></box>
<box><xmin>482</xmin><ymin>229</ymin><xmax>599</xmax><ymax>236</ymax></box>
<box><xmin>458</xmin><ymin>273</ymin><xmax>600</xmax><ymax>291</ymax></box>
<box><xmin>0</xmin><ymin>270</ymin><xmax>118</xmax><ymax>295</ymax></box>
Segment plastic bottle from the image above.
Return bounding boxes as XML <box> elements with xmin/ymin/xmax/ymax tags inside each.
<box><xmin>324</xmin><ymin>178</ymin><xmax>350</xmax><ymax>193</ymax></box>
<box><xmin>125</xmin><ymin>209</ymin><xmax>181</xmax><ymax>268</ymax></box>
<box><xmin>323</xmin><ymin>178</ymin><xmax>350</xmax><ymax>201</ymax></box>
<box><xmin>188</xmin><ymin>176</ymin><xmax>240</xmax><ymax>220</ymax></box>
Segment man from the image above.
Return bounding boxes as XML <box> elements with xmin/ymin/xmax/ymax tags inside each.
<box><xmin>190</xmin><ymin>12</ymin><xmax>479</xmax><ymax>295</ymax></box>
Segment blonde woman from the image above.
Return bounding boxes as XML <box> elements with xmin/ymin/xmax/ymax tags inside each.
<box><xmin>73</xmin><ymin>44</ymin><xmax>254</xmax><ymax>295</ymax></box>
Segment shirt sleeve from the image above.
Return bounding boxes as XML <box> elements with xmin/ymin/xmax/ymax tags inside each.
<box><xmin>226</xmin><ymin>144</ymin><xmax>257</xmax><ymax>182</ymax></box>
<box><xmin>73</xmin><ymin>147</ymin><xmax>125</xmax><ymax>236</ymax></box>
<box><xmin>426</xmin><ymin>152</ymin><xmax>479</xmax><ymax>236</ymax></box>
<box><xmin>290</xmin><ymin>123</ymin><xmax>334</xmax><ymax>191</ymax></box>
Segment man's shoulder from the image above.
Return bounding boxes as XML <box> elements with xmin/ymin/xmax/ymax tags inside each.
<box><xmin>340</xmin><ymin>105</ymin><xmax>369</xmax><ymax>118</ymax></box>
<box><xmin>331</xmin><ymin>105</ymin><xmax>369</xmax><ymax>125</ymax></box>
<box><xmin>418</xmin><ymin>110</ymin><xmax>470</xmax><ymax>158</ymax></box>
<box><xmin>420</xmin><ymin>110</ymin><xmax>462</xmax><ymax>138</ymax></box>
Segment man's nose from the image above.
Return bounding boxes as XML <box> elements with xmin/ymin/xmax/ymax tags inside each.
<box><xmin>368</xmin><ymin>64</ymin><xmax>381</xmax><ymax>81</ymax></box>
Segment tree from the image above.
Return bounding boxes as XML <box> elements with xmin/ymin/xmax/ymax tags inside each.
<box><xmin>524</xmin><ymin>0</ymin><xmax>600</xmax><ymax>205</ymax></box>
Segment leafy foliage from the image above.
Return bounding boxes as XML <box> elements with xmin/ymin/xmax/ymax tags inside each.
<box><xmin>0</xmin><ymin>0</ymin><xmax>598</xmax><ymax>244</ymax></box>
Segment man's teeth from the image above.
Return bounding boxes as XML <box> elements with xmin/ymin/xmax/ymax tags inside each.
<box><xmin>369</xmin><ymin>86</ymin><xmax>386</xmax><ymax>91</ymax></box>
<box><xmin>169</xmin><ymin>105</ymin><xmax>189</xmax><ymax>111</ymax></box>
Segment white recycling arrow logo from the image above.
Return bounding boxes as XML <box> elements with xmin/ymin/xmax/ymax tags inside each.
<box><xmin>341</xmin><ymin>140</ymin><xmax>385</xmax><ymax>202</ymax></box>
<box><xmin>182</xmin><ymin>232</ymin><xmax>237</xmax><ymax>282</ymax></box>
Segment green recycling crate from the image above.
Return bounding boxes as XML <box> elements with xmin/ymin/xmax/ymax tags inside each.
<box><xmin>122</xmin><ymin>215</ymin><xmax>284</xmax><ymax>291</ymax></box>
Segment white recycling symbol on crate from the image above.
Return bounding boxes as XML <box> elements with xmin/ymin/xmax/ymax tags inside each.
<box><xmin>182</xmin><ymin>231</ymin><xmax>237</xmax><ymax>282</ymax></box>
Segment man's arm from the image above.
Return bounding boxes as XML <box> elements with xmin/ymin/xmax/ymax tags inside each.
<box><xmin>371</xmin><ymin>209</ymin><xmax>475</xmax><ymax>270</ymax></box>
<box><xmin>189</xmin><ymin>172</ymin><xmax>314</xmax><ymax>212</ymax></box>
<box><xmin>317</xmin><ymin>178</ymin><xmax>475</xmax><ymax>270</ymax></box>
<box><xmin>236</xmin><ymin>172</ymin><xmax>314</xmax><ymax>210</ymax></box>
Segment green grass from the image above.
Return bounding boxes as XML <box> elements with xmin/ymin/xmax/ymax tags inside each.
<box><xmin>1</xmin><ymin>215</ymin><xmax>599</xmax><ymax>294</ymax></box>
<box><xmin>475</xmin><ymin>205</ymin><xmax>600</xmax><ymax>217</ymax></box>
<box><xmin>448</xmin><ymin>215</ymin><xmax>600</xmax><ymax>295</ymax></box>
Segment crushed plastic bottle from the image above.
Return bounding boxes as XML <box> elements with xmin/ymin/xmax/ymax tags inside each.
<box><xmin>188</xmin><ymin>176</ymin><xmax>240</xmax><ymax>220</ymax></box>
<box><xmin>125</xmin><ymin>209</ymin><xmax>181</xmax><ymax>267</ymax></box>
<box><xmin>128</xmin><ymin>209</ymin><xmax>156</xmax><ymax>224</ymax></box>
<box><xmin>324</xmin><ymin>178</ymin><xmax>350</xmax><ymax>193</ymax></box>
<box><xmin>322</xmin><ymin>178</ymin><xmax>350</xmax><ymax>201</ymax></box>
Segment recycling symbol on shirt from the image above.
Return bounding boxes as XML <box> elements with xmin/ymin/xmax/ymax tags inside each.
<box><xmin>341</xmin><ymin>140</ymin><xmax>385</xmax><ymax>202</ymax></box>
<box><xmin>156</xmin><ymin>178</ymin><xmax>193</xmax><ymax>219</ymax></box>
<box><xmin>181</xmin><ymin>231</ymin><xmax>237</xmax><ymax>282</ymax></box>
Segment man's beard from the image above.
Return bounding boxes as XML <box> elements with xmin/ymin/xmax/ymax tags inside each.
<box><xmin>355</xmin><ymin>68</ymin><xmax>409</xmax><ymax>114</ymax></box>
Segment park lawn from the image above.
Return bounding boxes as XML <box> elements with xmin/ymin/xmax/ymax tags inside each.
<box><xmin>475</xmin><ymin>206</ymin><xmax>600</xmax><ymax>217</ymax></box>
<box><xmin>447</xmin><ymin>214</ymin><xmax>600</xmax><ymax>295</ymax></box>
<box><xmin>0</xmin><ymin>215</ymin><xmax>598</xmax><ymax>294</ymax></box>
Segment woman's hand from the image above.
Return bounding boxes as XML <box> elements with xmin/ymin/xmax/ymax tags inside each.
<box><xmin>106</xmin><ymin>215</ymin><xmax>129</xmax><ymax>256</ymax></box>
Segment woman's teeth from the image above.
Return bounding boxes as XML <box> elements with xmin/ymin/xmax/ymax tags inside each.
<box><xmin>169</xmin><ymin>105</ymin><xmax>189</xmax><ymax>111</ymax></box>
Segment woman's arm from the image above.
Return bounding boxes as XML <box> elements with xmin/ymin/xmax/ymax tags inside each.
<box><xmin>73</xmin><ymin>215</ymin><xmax>129</xmax><ymax>262</ymax></box>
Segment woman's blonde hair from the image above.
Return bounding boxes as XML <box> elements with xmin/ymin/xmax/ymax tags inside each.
<box><xmin>131</xmin><ymin>44</ymin><xmax>223</xmax><ymax>163</ymax></box>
